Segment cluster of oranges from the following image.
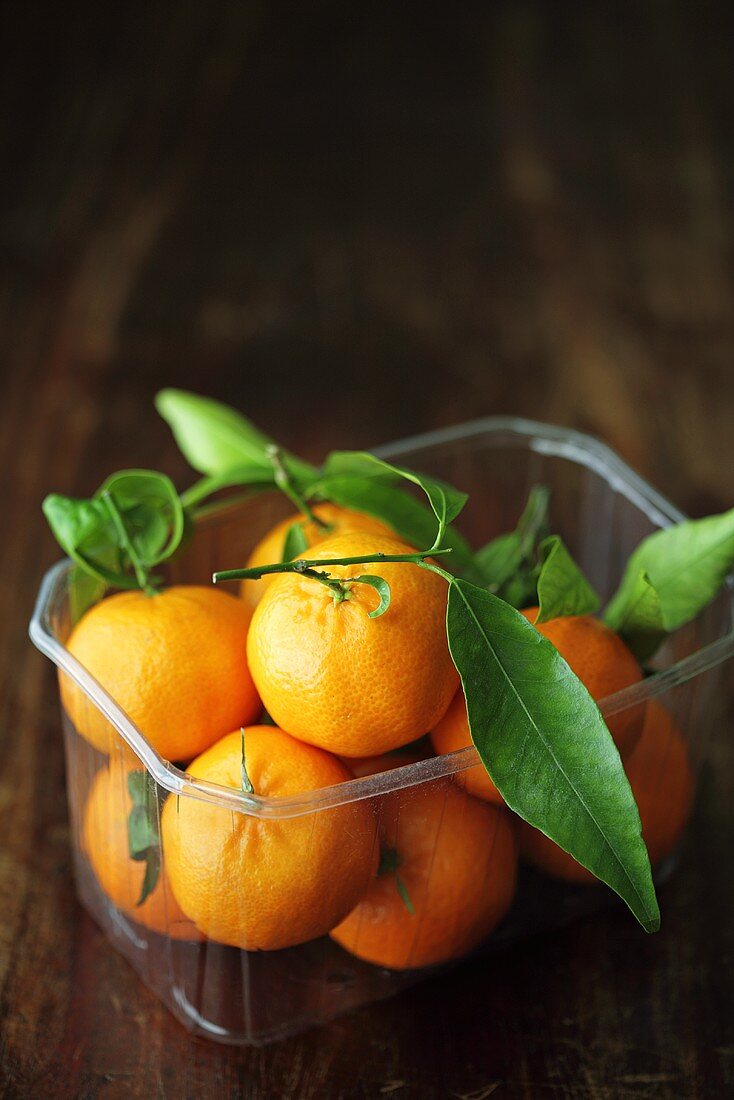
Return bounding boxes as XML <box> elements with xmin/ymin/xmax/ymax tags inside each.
<box><xmin>65</xmin><ymin>503</ymin><xmax>694</xmax><ymax>971</ymax></box>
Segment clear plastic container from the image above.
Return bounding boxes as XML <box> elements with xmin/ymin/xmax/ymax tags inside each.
<box><xmin>29</xmin><ymin>418</ymin><xmax>734</xmax><ymax>1046</ymax></box>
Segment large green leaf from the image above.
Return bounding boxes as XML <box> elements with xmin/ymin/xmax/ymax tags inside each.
<box><xmin>535</xmin><ymin>536</ymin><xmax>600</xmax><ymax>623</ymax></box>
<box><xmin>446</xmin><ymin>578</ymin><xmax>659</xmax><ymax>932</ymax></box>
<box><xmin>155</xmin><ymin>389</ymin><xmax>316</xmax><ymax>488</ymax></box>
<box><xmin>605</xmin><ymin>506</ymin><xmax>734</xmax><ymax>634</ymax></box>
<box><xmin>321</xmin><ymin>451</ymin><xmax>468</xmax><ymax>550</ymax></box>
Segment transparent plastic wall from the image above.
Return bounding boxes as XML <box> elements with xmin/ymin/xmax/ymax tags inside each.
<box><xmin>30</xmin><ymin>419</ymin><xmax>734</xmax><ymax>1045</ymax></box>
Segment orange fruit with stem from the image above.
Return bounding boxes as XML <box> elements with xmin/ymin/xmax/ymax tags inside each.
<box><xmin>330</xmin><ymin>777</ymin><xmax>517</xmax><ymax>970</ymax></box>
<box><xmin>61</xmin><ymin>586</ymin><xmax>260</xmax><ymax>761</ymax></box>
<box><xmin>161</xmin><ymin>726</ymin><xmax>378</xmax><ymax>951</ymax></box>
<box><xmin>82</xmin><ymin>758</ymin><xmax>202</xmax><ymax>940</ymax></box>
<box><xmin>430</xmin><ymin>610</ymin><xmax>646</xmax><ymax>806</ymax></box>
<box><xmin>518</xmin><ymin>701</ymin><xmax>695</xmax><ymax>882</ymax></box>
<box><xmin>240</xmin><ymin>503</ymin><xmax>395</xmax><ymax>610</ymax></box>
<box><xmin>246</xmin><ymin>533</ymin><xmax>459</xmax><ymax>758</ymax></box>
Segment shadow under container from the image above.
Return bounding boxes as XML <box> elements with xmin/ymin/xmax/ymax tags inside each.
<box><xmin>29</xmin><ymin>418</ymin><xmax>734</xmax><ymax>1045</ymax></box>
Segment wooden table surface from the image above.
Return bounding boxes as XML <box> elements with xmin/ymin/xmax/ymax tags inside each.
<box><xmin>1</xmin><ymin>3</ymin><xmax>733</xmax><ymax>1097</ymax></box>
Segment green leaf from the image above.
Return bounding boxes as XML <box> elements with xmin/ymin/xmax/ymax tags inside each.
<box><xmin>127</xmin><ymin>770</ymin><xmax>148</xmax><ymax>805</ymax></box>
<box><xmin>137</xmin><ymin>849</ymin><xmax>161</xmax><ymax>907</ymax></box>
<box><xmin>605</xmin><ymin>506</ymin><xmax>734</xmax><ymax>635</ymax></box>
<box><xmin>535</xmin><ymin>536</ymin><xmax>600</xmax><ymax>623</ymax></box>
<box><xmin>155</xmin><ymin>389</ymin><xmax>316</xmax><ymax>488</ymax></box>
<box><xmin>43</xmin><ymin>470</ymin><xmax>186</xmax><ymax>592</ymax></box>
<box><xmin>350</xmin><ymin>574</ymin><xmax>391</xmax><ymax>618</ymax></box>
<box><xmin>475</xmin><ymin>532</ymin><xmax>524</xmax><ymax>592</ymax></box>
<box><xmin>445</xmin><ymin>578</ymin><xmax>660</xmax><ymax>932</ymax></box>
<box><xmin>126</xmin><ymin>770</ymin><xmax>162</xmax><ymax>903</ymax></box>
<box><xmin>99</xmin><ymin>470</ymin><xmax>184</xmax><ymax>566</ymax></box>
<box><xmin>314</xmin><ymin>475</ymin><xmax>481</xmax><ymax>580</ymax></box>
<box><xmin>128</xmin><ymin>804</ymin><xmax>159</xmax><ymax>860</ymax></box>
<box><xmin>610</xmin><ymin>570</ymin><xmax>666</xmax><ymax>661</ymax></box>
<box><xmin>474</xmin><ymin>485</ymin><xmax>550</xmax><ymax>594</ymax></box>
<box><xmin>497</xmin><ymin>566</ymin><xmax>540</xmax><ymax>611</ymax></box>
<box><xmin>322</xmin><ymin>451</ymin><xmax>468</xmax><ymax>551</ymax></box>
<box><xmin>68</xmin><ymin>566</ymin><xmax>108</xmax><ymax>624</ymax></box>
<box><xmin>43</xmin><ymin>495</ymin><xmax>120</xmax><ymax>577</ymax></box>
<box><xmin>282</xmin><ymin>520</ymin><xmax>309</xmax><ymax>561</ymax></box>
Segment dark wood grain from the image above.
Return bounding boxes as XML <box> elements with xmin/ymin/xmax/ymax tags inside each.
<box><xmin>1</xmin><ymin>2</ymin><xmax>733</xmax><ymax>1097</ymax></box>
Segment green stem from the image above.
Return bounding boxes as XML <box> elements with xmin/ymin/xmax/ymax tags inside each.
<box><xmin>101</xmin><ymin>491</ymin><xmax>156</xmax><ymax>595</ymax></box>
<box><xmin>268</xmin><ymin>445</ymin><xmax>330</xmax><ymax>532</ymax></box>
<box><xmin>213</xmin><ymin>547</ymin><xmax>453</xmax><ymax>584</ymax></box>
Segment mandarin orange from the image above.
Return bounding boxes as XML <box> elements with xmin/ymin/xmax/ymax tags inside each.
<box><xmin>246</xmin><ymin>533</ymin><xmax>459</xmax><ymax>757</ymax></box>
<box><xmin>161</xmin><ymin>726</ymin><xmax>378</xmax><ymax>951</ymax></box>
<box><xmin>331</xmin><ymin>778</ymin><xmax>517</xmax><ymax>970</ymax></box>
<box><xmin>61</xmin><ymin>586</ymin><xmax>260</xmax><ymax>761</ymax></box>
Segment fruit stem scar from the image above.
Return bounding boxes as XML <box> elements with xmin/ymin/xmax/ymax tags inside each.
<box><xmin>267</xmin><ymin>445</ymin><xmax>332</xmax><ymax>533</ymax></box>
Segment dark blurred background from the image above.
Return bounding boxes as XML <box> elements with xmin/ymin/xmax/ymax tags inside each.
<box><xmin>1</xmin><ymin>3</ymin><xmax>733</xmax><ymax>1098</ymax></box>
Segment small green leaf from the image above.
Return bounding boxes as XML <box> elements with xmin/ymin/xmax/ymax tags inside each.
<box><xmin>350</xmin><ymin>574</ymin><xmax>391</xmax><ymax>618</ymax></box>
<box><xmin>155</xmin><ymin>389</ymin><xmax>316</xmax><ymax>488</ymax></box>
<box><xmin>446</xmin><ymin>578</ymin><xmax>659</xmax><ymax>932</ymax></box>
<box><xmin>127</xmin><ymin>770</ymin><xmax>148</xmax><ymax>806</ymax></box>
<box><xmin>43</xmin><ymin>470</ymin><xmax>186</xmax><ymax>592</ymax></box>
<box><xmin>127</xmin><ymin>770</ymin><xmax>160</xmax><ymax>865</ymax></box>
<box><xmin>498</xmin><ymin>566</ymin><xmax>540</xmax><ymax>611</ymax></box>
<box><xmin>282</xmin><ymin>520</ymin><xmax>309</xmax><ymax>562</ymax></box>
<box><xmin>605</xmin><ymin>506</ymin><xmax>734</xmax><ymax>636</ymax></box>
<box><xmin>321</xmin><ymin>451</ymin><xmax>468</xmax><ymax>551</ymax></box>
<box><xmin>535</xmin><ymin>536</ymin><xmax>600</xmax><ymax>623</ymax></box>
<box><xmin>314</xmin><ymin>475</ymin><xmax>481</xmax><ymax>580</ymax></box>
<box><xmin>43</xmin><ymin>495</ymin><xmax>121</xmax><ymax>581</ymax></box>
<box><xmin>475</xmin><ymin>531</ymin><xmax>524</xmax><ymax>592</ymax></box>
<box><xmin>474</xmin><ymin>485</ymin><xmax>550</xmax><ymax>594</ymax></box>
<box><xmin>137</xmin><ymin>848</ymin><xmax>161</xmax><ymax>907</ymax></box>
<box><xmin>609</xmin><ymin>570</ymin><xmax>666</xmax><ymax>662</ymax></box>
<box><xmin>128</xmin><ymin>804</ymin><xmax>159</xmax><ymax>860</ymax></box>
<box><xmin>68</xmin><ymin>566</ymin><xmax>107</xmax><ymax>625</ymax></box>
<box><xmin>127</xmin><ymin>770</ymin><xmax>161</xmax><ymax>905</ymax></box>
